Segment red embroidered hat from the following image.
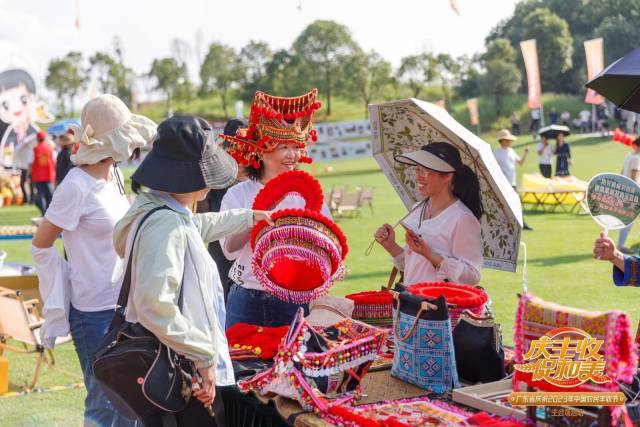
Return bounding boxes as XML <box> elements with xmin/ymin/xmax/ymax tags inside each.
<box><xmin>251</xmin><ymin>170</ymin><xmax>348</xmax><ymax>304</ymax></box>
<box><xmin>220</xmin><ymin>89</ymin><xmax>321</xmax><ymax>169</ymax></box>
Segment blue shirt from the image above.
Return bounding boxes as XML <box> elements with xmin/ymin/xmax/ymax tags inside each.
<box><xmin>613</xmin><ymin>255</ymin><xmax>640</xmax><ymax>286</ymax></box>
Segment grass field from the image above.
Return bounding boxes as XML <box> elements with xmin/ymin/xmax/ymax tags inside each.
<box><xmin>1</xmin><ymin>131</ymin><xmax>638</xmax><ymax>425</ymax></box>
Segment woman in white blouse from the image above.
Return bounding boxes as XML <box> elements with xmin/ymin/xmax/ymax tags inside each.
<box><xmin>374</xmin><ymin>143</ymin><xmax>483</xmax><ymax>286</ymax></box>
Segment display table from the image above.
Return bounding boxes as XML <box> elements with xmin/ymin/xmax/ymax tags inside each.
<box><xmin>519</xmin><ymin>188</ymin><xmax>587</xmax><ymax>213</ymax></box>
<box><xmin>228</xmin><ymin>369</ymin><xmax>432</xmax><ymax>427</ymax></box>
<box><xmin>0</xmin><ymin>262</ymin><xmax>41</xmax><ymax>307</ymax></box>
<box><xmin>518</xmin><ymin>173</ymin><xmax>588</xmax><ymax>214</ymax></box>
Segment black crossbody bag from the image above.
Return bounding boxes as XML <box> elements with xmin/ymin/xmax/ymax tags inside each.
<box><xmin>92</xmin><ymin>206</ymin><xmax>196</xmax><ymax>421</ymax></box>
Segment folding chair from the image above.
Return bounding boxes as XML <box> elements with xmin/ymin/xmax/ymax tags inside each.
<box><xmin>0</xmin><ymin>287</ymin><xmax>68</xmax><ymax>390</ymax></box>
<box><xmin>327</xmin><ymin>185</ymin><xmax>348</xmax><ymax>215</ymax></box>
<box><xmin>336</xmin><ymin>189</ymin><xmax>364</xmax><ymax>217</ymax></box>
<box><xmin>359</xmin><ymin>187</ymin><xmax>375</xmax><ymax>215</ymax></box>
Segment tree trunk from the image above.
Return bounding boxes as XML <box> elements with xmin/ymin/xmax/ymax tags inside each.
<box><xmin>326</xmin><ymin>68</ymin><xmax>332</xmax><ymax>116</ymax></box>
<box><xmin>221</xmin><ymin>89</ymin><xmax>228</xmax><ymax>119</ymax></box>
<box><xmin>495</xmin><ymin>94</ymin><xmax>503</xmax><ymax>117</ymax></box>
<box><xmin>442</xmin><ymin>85</ymin><xmax>449</xmax><ymax>107</ymax></box>
<box><xmin>364</xmin><ymin>95</ymin><xmax>370</xmax><ymax>119</ymax></box>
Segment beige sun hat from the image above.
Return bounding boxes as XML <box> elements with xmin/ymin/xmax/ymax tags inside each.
<box><xmin>497</xmin><ymin>129</ymin><xmax>517</xmax><ymax>142</ymax></box>
<box><xmin>70</xmin><ymin>94</ymin><xmax>157</xmax><ymax>165</ymax></box>
<box><xmin>306</xmin><ymin>295</ymin><xmax>355</xmax><ymax>328</ymax></box>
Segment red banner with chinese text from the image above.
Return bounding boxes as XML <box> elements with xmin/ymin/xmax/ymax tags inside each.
<box><xmin>520</xmin><ymin>39</ymin><xmax>542</xmax><ymax>109</ymax></box>
<box><xmin>584</xmin><ymin>38</ymin><xmax>605</xmax><ymax>105</ymax></box>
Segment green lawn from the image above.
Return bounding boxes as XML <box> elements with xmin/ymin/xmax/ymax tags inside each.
<box><xmin>0</xmin><ymin>132</ymin><xmax>637</xmax><ymax>425</ymax></box>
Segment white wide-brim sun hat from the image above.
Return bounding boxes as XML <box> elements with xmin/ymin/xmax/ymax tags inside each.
<box><xmin>70</xmin><ymin>94</ymin><xmax>157</xmax><ymax>165</ymax></box>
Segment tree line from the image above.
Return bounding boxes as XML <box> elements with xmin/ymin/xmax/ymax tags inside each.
<box><xmin>45</xmin><ymin>0</ymin><xmax>640</xmax><ymax>119</ymax></box>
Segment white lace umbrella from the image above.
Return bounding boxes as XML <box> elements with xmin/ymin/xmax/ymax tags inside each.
<box><xmin>369</xmin><ymin>98</ymin><xmax>523</xmax><ymax>272</ymax></box>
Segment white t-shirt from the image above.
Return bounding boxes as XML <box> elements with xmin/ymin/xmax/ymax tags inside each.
<box><xmin>536</xmin><ymin>143</ymin><xmax>553</xmax><ymax>165</ymax></box>
<box><xmin>579</xmin><ymin>110</ymin><xmax>591</xmax><ymax>122</ymax></box>
<box><xmin>45</xmin><ymin>167</ymin><xmax>130</xmax><ymax>311</ymax></box>
<box><xmin>623</xmin><ymin>153</ymin><xmax>640</xmax><ymax>181</ymax></box>
<box><xmin>493</xmin><ymin>147</ymin><xmax>520</xmax><ymax>186</ymax></box>
<box><xmin>531</xmin><ymin>109</ymin><xmax>541</xmax><ymax>120</ymax></box>
<box><xmin>395</xmin><ymin>200</ymin><xmax>483</xmax><ymax>286</ymax></box>
<box><xmin>220</xmin><ymin>179</ymin><xmax>332</xmax><ymax>291</ymax></box>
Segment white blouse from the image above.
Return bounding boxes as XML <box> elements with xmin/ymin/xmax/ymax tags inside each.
<box><xmin>393</xmin><ymin>199</ymin><xmax>482</xmax><ymax>286</ymax></box>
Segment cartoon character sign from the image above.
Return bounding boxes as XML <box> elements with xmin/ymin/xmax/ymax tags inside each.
<box><xmin>0</xmin><ymin>69</ymin><xmax>54</xmax><ymax>169</ymax></box>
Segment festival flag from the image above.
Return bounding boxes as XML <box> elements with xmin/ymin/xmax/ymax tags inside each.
<box><xmin>449</xmin><ymin>0</ymin><xmax>461</xmax><ymax>15</ymax></box>
<box><xmin>74</xmin><ymin>0</ymin><xmax>80</xmax><ymax>30</ymax></box>
<box><xmin>520</xmin><ymin>39</ymin><xmax>542</xmax><ymax>109</ymax></box>
<box><xmin>584</xmin><ymin>38</ymin><xmax>605</xmax><ymax>105</ymax></box>
<box><xmin>467</xmin><ymin>98</ymin><xmax>479</xmax><ymax>126</ymax></box>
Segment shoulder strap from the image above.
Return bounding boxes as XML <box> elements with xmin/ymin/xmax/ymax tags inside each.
<box><xmin>384</xmin><ymin>267</ymin><xmax>398</xmax><ymax>290</ymax></box>
<box><xmin>116</xmin><ymin>206</ymin><xmax>171</xmax><ymax>311</ymax></box>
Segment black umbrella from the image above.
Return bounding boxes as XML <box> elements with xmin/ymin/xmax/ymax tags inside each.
<box><xmin>585</xmin><ymin>48</ymin><xmax>640</xmax><ymax>113</ymax></box>
<box><xmin>538</xmin><ymin>124</ymin><xmax>570</xmax><ymax>139</ymax></box>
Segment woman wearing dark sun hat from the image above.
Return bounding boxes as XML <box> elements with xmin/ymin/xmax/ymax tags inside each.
<box><xmin>113</xmin><ymin>115</ymin><xmax>272</xmax><ymax>425</ymax></box>
<box><xmin>374</xmin><ymin>142</ymin><xmax>483</xmax><ymax>286</ymax></box>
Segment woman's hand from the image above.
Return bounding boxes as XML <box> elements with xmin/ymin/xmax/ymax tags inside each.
<box><xmin>252</xmin><ymin>210</ymin><xmax>274</xmax><ymax>226</ymax></box>
<box><xmin>404</xmin><ymin>227</ymin><xmax>432</xmax><ymax>259</ymax></box>
<box><xmin>193</xmin><ymin>366</ymin><xmax>216</xmax><ymax>407</ymax></box>
<box><xmin>374</xmin><ymin>223</ymin><xmax>395</xmax><ymax>249</ymax></box>
<box><xmin>404</xmin><ymin>227</ymin><xmax>444</xmax><ymax>268</ymax></box>
<box><xmin>593</xmin><ymin>232</ymin><xmax>618</xmax><ymax>261</ymax></box>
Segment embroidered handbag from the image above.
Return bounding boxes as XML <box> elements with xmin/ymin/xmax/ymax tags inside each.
<box><xmin>391</xmin><ymin>291</ymin><xmax>459</xmax><ymax>393</ymax></box>
<box><xmin>239</xmin><ymin>308</ymin><xmax>387</xmax><ymax>413</ymax></box>
<box><xmin>453</xmin><ymin>309</ymin><xmax>506</xmax><ymax>383</ymax></box>
<box><xmin>92</xmin><ymin>207</ymin><xmax>196</xmax><ymax>421</ymax></box>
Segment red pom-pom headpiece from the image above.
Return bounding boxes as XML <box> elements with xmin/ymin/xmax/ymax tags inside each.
<box><xmin>220</xmin><ymin>89</ymin><xmax>320</xmax><ymax>167</ymax></box>
<box><xmin>251</xmin><ymin>170</ymin><xmax>348</xmax><ymax>303</ymax></box>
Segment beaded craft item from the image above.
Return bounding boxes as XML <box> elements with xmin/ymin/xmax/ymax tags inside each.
<box><xmin>325</xmin><ymin>396</ymin><xmax>474</xmax><ymax>427</ymax></box>
<box><xmin>220</xmin><ymin>89</ymin><xmax>321</xmax><ymax>168</ymax></box>
<box><xmin>406</xmin><ymin>282</ymin><xmax>488</xmax><ymax>328</ymax></box>
<box><xmin>225</xmin><ymin>323</ymin><xmax>289</xmax><ymax>360</ymax></box>
<box><xmin>346</xmin><ymin>290</ymin><xmax>394</xmax><ymax>326</ymax></box>
<box><xmin>514</xmin><ymin>293</ymin><xmax>637</xmax><ymax>424</ymax></box>
<box><xmin>251</xmin><ymin>170</ymin><xmax>348</xmax><ymax>303</ymax></box>
<box><xmin>239</xmin><ymin>308</ymin><xmax>387</xmax><ymax>414</ymax></box>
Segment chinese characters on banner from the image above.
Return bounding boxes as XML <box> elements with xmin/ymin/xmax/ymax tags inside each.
<box><xmin>587</xmin><ymin>173</ymin><xmax>640</xmax><ymax>230</ymax></box>
<box><xmin>467</xmin><ymin>98</ymin><xmax>479</xmax><ymax>126</ymax></box>
<box><xmin>520</xmin><ymin>39</ymin><xmax>542</xmax><ymax>110</ymax></box>
<box><xmin>509</xmin><ymin>327</ymin><xmax>627</xmax><ymax>407</ymax></box>
<box><xmin>584</xmin><ymin>38</ymin><xmax>605</xmax><ymax>105</ymax></box>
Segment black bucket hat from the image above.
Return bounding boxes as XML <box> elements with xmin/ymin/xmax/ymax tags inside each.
<box><xmin>132</xmin><ymin>115</ymin><xmax>238</xmax><ymax>193</ymax></box>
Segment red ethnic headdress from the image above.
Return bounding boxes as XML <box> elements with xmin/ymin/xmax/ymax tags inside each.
<box><xmin>251</xmin><ymin>170</ymin><xmax>348</xmax><ymax>304</ymax></box>
<box><xmin>220</xmin><ymin>89</ymin><xmax>321</xmax><ymax>168</ymax></box>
